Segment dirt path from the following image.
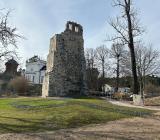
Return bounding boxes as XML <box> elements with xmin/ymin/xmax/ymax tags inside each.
<box><xmin>0</xmin><ymin>113</ymin><xmax>160</xmax><ymax>140</ymax></box>
<box><xmin>108</xmin><ymin>100</ymin><xmax>160</xmax><ymax>111</ymax></box>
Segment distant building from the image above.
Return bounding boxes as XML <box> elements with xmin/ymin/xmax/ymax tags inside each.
<box><xmin>25</xmin><ymin>56</ymin><xmax>46</xmax><ymax>84</ymax></box>
<box><xmin>4</xmin><ymin>59</ymin><xmax>19</xmax><ymax>76</ymax></box>
<box><xmin>0</xmin><ymin>59</ymin><xmax>20</xmax><ymax>81</ymax></box>
<box><xmin>103</xmin><ymin>84</ymin><xmax>115</xmax><ymax>94</ymax></box>
<box><xmin>118</xmin><ymin>87</ymin><xmax>130</xmax><ymax>94</ymax></box>
<box><xmin>0</xmin><ymin>59</ymin><xmax>19</xmax><ymax>93</ymax></box>
<box><xmin>104</xmin><ymin>84</ymin><xmax>112</xmax><ymax>92</ymax></box>
<box><xmin>104</xmin><ymin>84</ymin><xmax>130</xmax><ymax>94</ymax></box>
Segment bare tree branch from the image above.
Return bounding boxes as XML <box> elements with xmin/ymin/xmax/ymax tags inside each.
<box><xmin>0</xmin><ymin>9</ymin><xmax>23</xmax><ymax>69</ymax></box>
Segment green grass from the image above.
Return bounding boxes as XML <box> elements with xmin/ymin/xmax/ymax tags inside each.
<box><xmin>0</xmin><ymin>97</ymin><xmax>154</xmax><ymax>133</ymax></box>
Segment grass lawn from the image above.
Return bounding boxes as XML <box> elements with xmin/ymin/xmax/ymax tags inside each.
<box><xmin>0</xmin><ymin>97</ymin><xmax>154</xmax><ymax>133</ymax></box>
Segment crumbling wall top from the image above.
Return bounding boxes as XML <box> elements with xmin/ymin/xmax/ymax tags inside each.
<box><xmin>65</xmin><ymin>21</ymin><xmax>83</xmax><ymax>35</ymax></box>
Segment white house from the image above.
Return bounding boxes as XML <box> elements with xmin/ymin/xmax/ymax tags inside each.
<box><xmin>104</xmin><ymin>84</ymin><xmax>112</xmax><ymax>92</ymax></box>
<box><xmin>103</xmin><ymin>84</ymin><xmax>115</xmax><ymax>94</ymax></box>
<box><xmin>25</xmin><ymin>56</ymin><xmax>46</xmax><ymax>84</ymax></box>
<box><xmin>103</xmin><ymin>84</ymin><xmax>130</xmax><ymax>94</ymax></box>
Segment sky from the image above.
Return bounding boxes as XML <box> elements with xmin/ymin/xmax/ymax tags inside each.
<box><xmin>0</xmin><ymin>0</ymin><xmax>160</xmax><ymax>68</ymax></box>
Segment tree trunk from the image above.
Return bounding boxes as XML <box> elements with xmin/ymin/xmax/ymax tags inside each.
<box><xmin>138</xmin><ymin>71</ymin><xmax>143</xmax><ymax>98</ymax></box>
<box><xmin>129</xmin><ymin>46</ymin><xmax>139</xmax><ymax>94</ymax></box>
<box><xmin>102</xmin><ymin>58</ymin><xmax>105</xmax><ymax>92</ymax></box>
<box><xmin>142</xmin><ymin>71</ymin><xmax>146</xmax><ymax>101</ymax></box>
<box><xmin>115</xmin><ymin>57</ymin><xmax>120</xmax><ymax>92</ymax></box>
<box><xmin>126</xmin><ymin>4</ymin><xmax>139</xmax><ymax>95</ymax></box>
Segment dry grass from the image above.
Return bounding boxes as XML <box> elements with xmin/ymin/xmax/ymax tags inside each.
<box><xmin>0</xmin><ymin>116</ymin><xmax>160</xmax><ymax>140</ymax></box>
<box><xmin>145</xmin><ymin>96</ymin><xmax>160</xmax><ymax>106</ymax></box>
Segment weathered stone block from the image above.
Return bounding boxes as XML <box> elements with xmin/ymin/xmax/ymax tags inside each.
<box><xmin>133</xmin><ymin>94</ymin><xmax>144</xmax><ymax>106</ymax></box>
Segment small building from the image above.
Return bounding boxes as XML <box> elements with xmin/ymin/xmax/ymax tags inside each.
<box><xmin>0</xmin><ymin>59</ymin><xmax>20</xmax><ymax>94</ymax></box>
<box><xmin>104</xmin><ymin>84</ymin><xmax>112</xmax><ymax>92</ymax></box>
<box><xmin>0</xmin><ymin>58</ymin><xmax>20</xmax><ymax>81</ymax></box>
<box><xmin>25</xmin><ymin>56</ymin><xmax>46</xmax><ymax>84</ymax></box>
<box><xmin>104</xmin><ymin>84</ymin><xmax>115</xmax><ymax>94</ymax></box>
<box><xmin>4</xmin><ymin>59</ymin><xmax>19</xmax><ymax>76</ymax></box>
<box><xmin>118</xmin><ymin>87</ymin><xmax>130</xmax><ymax>94</ymax></box>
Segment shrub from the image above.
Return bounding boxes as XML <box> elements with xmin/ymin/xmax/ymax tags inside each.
<box><xmin>8</xmin><ymin>76</ymin><xmax>28</xmax><ymax>95</ymax></box>
<box><xmin>113</xmin><ymin>92</ymin><xmax>124</xmax><ymax>100</ymax></box>
<box><xmin>122</xmin><ymin>94</ymin><xmax>132</xmax><ymax>101</ymax></box>
<box><xmin>145</xmin><ymin>83</ymin><xmax>160</xmax><ymax>97</ymax></box>
<box><xmin>26</xmin><ymin>84</ymin><xmax>42</xmax><ymax>96</ymax></box>
<box><xmin>1</xmin><ymin>83</ymin><xmax>8</xmax><ymax>91</ymax></box>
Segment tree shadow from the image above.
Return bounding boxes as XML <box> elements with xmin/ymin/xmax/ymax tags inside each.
<box><xmin>0</xmin><ymin>115</ymin><xmax>57</xmax><ymax>133</ymax></box>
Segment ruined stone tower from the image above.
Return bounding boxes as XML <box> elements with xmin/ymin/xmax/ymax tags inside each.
<box><xmin>42</xmin><ymin>21</ymin><xmax>87</xmax><ymax>97</ymax></box>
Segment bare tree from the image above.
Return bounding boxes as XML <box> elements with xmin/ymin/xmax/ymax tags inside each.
<box><xmin>121</xmin><ymin>43</ymin><xmax>160</xmax><ymax>98</ymax></box>
<box><xmin>0</xmin><ymin>9</ymin><xmax>22</xmax><ymax>68</ymax></box>
<box><xmin>109</xmin><ymin>42</ymin><xmax>126</xmax><ymax>92</ymax></box>
<box><xmin>85</xmin><ymin>48</ymin><xmax>99</xmax><ymax>90</ymax></box>
<box><xmin>135</xmin><ymin>44</ymin><xmax>160</xmax><ymax>99</ymax></box>
<box><xmin>85</xmin><ymin>48</ymin><xmax>96</xmax><ymax>69</ymax></box>
<box><xmin>121</xmin><ymin>50</ymin><xmax>132</xmax><ymax>76</ymax></box>
<box><xmin>95</xmin><ymin>45</ymin><xmax>108</xmax><ymax>92</ymax></box>
<box><xmin>109</xmin><ymin>0</ymin><xmax>144</xmax><ymax>95</ymax></box>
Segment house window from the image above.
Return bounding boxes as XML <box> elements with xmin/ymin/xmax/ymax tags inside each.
<box><xmin>32</xmin><ymin>76</ymin><xmax>35</xmax><ymax>83</ymax></box>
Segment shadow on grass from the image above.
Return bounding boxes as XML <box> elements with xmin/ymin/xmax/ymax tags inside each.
<box><xmin>0</xmin><ymin>115</ymin><xmax>58</xmax><ymax>133</ymax></box>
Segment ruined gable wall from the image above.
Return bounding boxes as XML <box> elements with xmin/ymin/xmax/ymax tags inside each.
<box><xmin>42</xmin><ymin>21</ymin><xmax>87</xmax><ymax>97</ymax></box>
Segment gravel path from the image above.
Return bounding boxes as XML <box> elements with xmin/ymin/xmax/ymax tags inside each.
<box><xmin>108</xmin><ymin>100</ymin><xmax>160</xmax><ymax>111</ymax></box>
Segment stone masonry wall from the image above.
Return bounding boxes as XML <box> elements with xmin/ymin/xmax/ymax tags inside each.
<box><xmin>42</xmin><ymin>21</ymin><xmax>87</xmax><ymax>97</ymax></box>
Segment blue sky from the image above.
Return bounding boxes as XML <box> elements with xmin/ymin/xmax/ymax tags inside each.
<box><xmin>0</xmin><ymin>0</ymin><xmax>160</xmax><ymax>68</ymax></box>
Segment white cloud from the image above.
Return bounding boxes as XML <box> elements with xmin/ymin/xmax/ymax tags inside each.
<box><xmin>0</xmin><ymin>0</ymin><xmax>160</xmax><ymax>69</ymax></box>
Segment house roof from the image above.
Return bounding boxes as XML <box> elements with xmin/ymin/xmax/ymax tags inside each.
<box><xmin>5</xmin><ymin>59</ymin><xmax>18</xmax><ymax>66</ymax></box>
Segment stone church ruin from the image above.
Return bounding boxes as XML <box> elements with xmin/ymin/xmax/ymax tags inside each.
<box><xmin>42</xmin><ymin>21</ymin><xmax>87</xmax><ymax>97</ymax></box>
